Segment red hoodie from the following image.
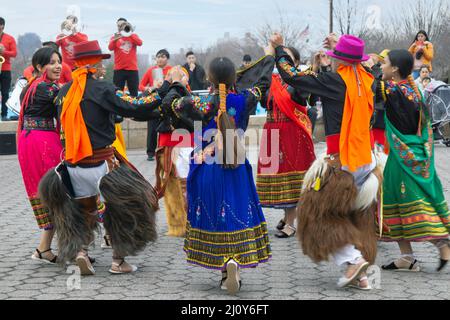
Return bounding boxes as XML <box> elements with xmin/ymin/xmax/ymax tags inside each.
<box><xmin>56</xmin><ymin>32</ymin><xmax>89</xmax><ymax>70</ymax></box>
<box><xmin>108</xmin><ymin>34</ymin><xmax>143</xmax><ymax>71</ymax></box>
<box><xmin>0</xmin><ymin>33</ymin><xmax>17</xmax><ymax>71</ymax></box>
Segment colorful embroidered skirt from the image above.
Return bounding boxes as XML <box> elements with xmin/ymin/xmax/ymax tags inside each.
<box><xmin>256</xmin><ymin>118</ymin><xmax>315</xmax><ymax>208</ymax></box>
<box><xmin>381</xmin><ymin>118</ymin><xmax>450</xmax><ymax>242</ymax></box>
<box><xmin>184</xmin><ymin>160</ymin><xmax>272</xmax><ymax>270</ymax></box>
<box><xmin>18</xmin><ymin>130</ymin><xmax>63</xmax><ymax>230</ymax></box>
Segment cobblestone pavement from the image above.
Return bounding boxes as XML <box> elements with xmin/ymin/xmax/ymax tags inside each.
<box><xmin>0</xmin><ymin>143</ymin><xmax>449</xmax><ymax>300</ymax></box>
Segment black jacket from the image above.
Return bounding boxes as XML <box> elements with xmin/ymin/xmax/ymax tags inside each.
<box><xmin>21</xmin><ymin>82</ymin><xmax>60</xmax><ymax>120</ymax></box>
<box><xmin>164</xmin><ymin>55</ymin><xmax>275</xmax><ymax>134</ymax></box>
<box><xmin>55</xmin><ymin>74</ymin><xmax>164</xmax><ymax>150</ymax></box>
<box><xmin>183</xmin><ymin>63</ymin><xmax>207</xmax><ymax>91</ymax></box>
<box><xmin>275</xmin><ymin>46</ymin><xmax>376</xmax><ymax>137</ymax></box>
<box><xmin>375</xmin><ymin>80</ymin><xmax>420</xmax><ymax>135</ymax></box>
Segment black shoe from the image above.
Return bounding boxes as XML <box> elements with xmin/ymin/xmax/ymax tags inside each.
<box><xmin>438</xmin><ymin>259</ymin><xmax>448</xmax><ymax>272</ymax></box>
<box><xmin>275</xmin><ymin>225</ymin><xmax>296</xmax><ymax>238</ymax></box>
<box><xmin>435</xmin><ymin>240</ymin><xmax>450</xmax><ymax>272</ymax></box>
<box><xmin>381</xmin><ymin>259</ymin><xmax>420</xmax><ymax>272</ymax></box>
<box><xmin>276</xmin><ymin>219</ymin><xmax>286</xmax><ymax>231</ymax></box>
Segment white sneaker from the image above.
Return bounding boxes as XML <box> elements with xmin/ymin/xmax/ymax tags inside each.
<box><xmin>224</xmin><ymin>259</ymin><xmax>241</xmax><ymax>295</ymax></box>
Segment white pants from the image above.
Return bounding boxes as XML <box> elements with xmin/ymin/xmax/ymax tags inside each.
<box><xmin>67</xmin><ymin>162</ymin><xmax>109</xmax><ymax>198</ymax></box>
<box><xmin>173</xmin><ymin>147</ymin><xmax>193</xmax><ymax>179</ymax></box>
<box><xmin>342</xmin><ymin>152</ymin><xmax>377</xmax><ymax>189</ymax></box>
<box><xmin>332</xmin><ymin>244</ymin><xmax>363</xmax><ymax>266</ymax></box>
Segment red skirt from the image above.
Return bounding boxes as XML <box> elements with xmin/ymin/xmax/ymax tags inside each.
<box><xmin>257</xmin><ymin>116</ymin><xmax>316</xmax><ymax>208</ymax></box>
<box><xmin>18</xmin><ymin>130</ymin><xmax>63</xmax><ymax>229</ymax></box>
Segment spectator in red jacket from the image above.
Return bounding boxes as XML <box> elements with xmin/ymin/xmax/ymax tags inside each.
<box><xmin>0</xmin><ymin>17</ymin><xmax>17</xmax><ymax>121</ymax></box>
<box><xmin>140</xmin><ymin>49</ymin><xmax>172</xmax><ymax>160</ymax></box>
<box><xmin>56</xmin><ymin>17</ymin><xmax>88</xmax><ymax>70</ymax></box>
<box><xmin>23</xmin><ymin>42</ymin><xmax>72</xmax><ymax>86</ymax></box>
<box><xmin>140</xmin><ymin>49</ymin><xmax>172</xmax><ymax>93</ymax></box>
<box><xmin>109</xmin><ymin>18</ymin><xmax>143</xmax><ymax>97</ymax></box>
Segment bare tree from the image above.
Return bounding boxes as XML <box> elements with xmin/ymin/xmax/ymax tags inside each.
<box><xmin>253</xmin><ymin>5</ymin><xmax>309</xmax><ymax>49</ymax></box>
<box><xmin>333</xmin><ymin>0</ymin><xmax>369</xmax><ymax>38</ymax></box>
<box><xmin>385</xmin><ymin>0</ymin><xmax>450</xmax><ymax>80</ymax></box>
<box><xmin>332</xmin><ymin>0</ymin><xmax>450</xmax><ymax>80</ymax></box>
<box><xmin>169</xmin><ymin>32</ymin><xmax>264</xmax><ymax>74</ymax></box>
<box><xmin>393</xmin><ymin>0</ymin><xmax>450</xmax><ymax>41</ymax></box>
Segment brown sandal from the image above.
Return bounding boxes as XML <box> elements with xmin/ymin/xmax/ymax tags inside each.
<box><xmin>109</xmin><ymin>258</ymin><xmax>138</xmax><ymax>274</ymax></box>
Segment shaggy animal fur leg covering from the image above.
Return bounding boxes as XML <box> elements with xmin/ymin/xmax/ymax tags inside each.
<box><xmin>99</xmin><ymin>165</ymin><xmax>158</xmax><ymax>258</ymax></box>
<box><xmin>38</xmin><ymin>169</ymin><xmax>93</xmax><ymax>265</ymax></box>
<box><xmin>297</xmin><ymin>157</ymin><xmax>382</xmax><ymax>265</ymax></box>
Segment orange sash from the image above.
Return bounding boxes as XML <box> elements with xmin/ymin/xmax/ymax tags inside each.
<box><xmin>61</xmin><ymin>58</ymin><xmax>101</xmax><ymax>164</ymax></box>
<box><xmin>337</xmin><ymin>64</ymin><xmax>374</xmax><ymax>172</ymax></box>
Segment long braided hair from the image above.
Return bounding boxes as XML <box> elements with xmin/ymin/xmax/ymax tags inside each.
<box><xmin>208</xmin><ymin>57</ymin><xmax>240</xmax><ymax>169</ymax></box>
<box><xmin>388</xmin><ymin>50</ymin><xmax>428</xmax><ymax>135</ymax></box>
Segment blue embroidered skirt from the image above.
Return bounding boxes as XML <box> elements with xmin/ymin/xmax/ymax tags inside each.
<box><xmin>184</xmin><ymin>159</ymin><xmax>272</xmax><ymax>270</ymax></box>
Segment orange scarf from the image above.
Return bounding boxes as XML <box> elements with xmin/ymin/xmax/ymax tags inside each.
<box><xmin>337</xmin><ymin>64</ymin><xmax>374</xmax><ymax>172</ymax></box>
<box><xmin>61</xmin><ymin>57</ymin><xmax>100</xmax><ymax>164</ymax></box>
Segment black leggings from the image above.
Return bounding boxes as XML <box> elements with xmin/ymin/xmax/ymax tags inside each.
<box><xmin>146</xmin><ymin>119</ymin><xmax>158</xmax><ymax>157</ymax></box>
<box><xmin>0</xmin><ymin>71</ymin><xmax>12</xmax><ymax>118</ymax></box>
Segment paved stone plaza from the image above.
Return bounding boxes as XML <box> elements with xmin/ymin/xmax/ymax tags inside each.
<box><xmin>0</xmin><ymin>143</ymin><xmax>449</xmax><ymax>300</ymax></box>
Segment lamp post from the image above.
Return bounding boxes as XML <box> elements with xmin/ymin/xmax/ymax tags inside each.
<box><xmin>329</xmin><ymin>0</ymin><xmax>334</xmax><ymax>34</ymax></box>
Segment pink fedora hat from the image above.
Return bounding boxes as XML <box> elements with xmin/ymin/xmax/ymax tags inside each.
<box><xmin>326</xmin><ymin>35</ymin><xmax>370</xmax><ymax>63</ymax></box>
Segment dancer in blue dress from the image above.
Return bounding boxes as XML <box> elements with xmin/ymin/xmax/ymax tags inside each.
<box><xmin>162</xmin><ymin>50</ymin><xmax>274</xmax><ymax>294</ymax></box>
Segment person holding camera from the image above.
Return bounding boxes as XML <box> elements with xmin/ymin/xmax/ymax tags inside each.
<box><xmin>408</xmin><ymin>30</ymin><xmax>434</xmax><ymax>80</ymax></box>
<box><xmin>108</xmin><ymin>18</ymin><xmax>143</xmax><ymax>97</ymax></box>
<box><xmin>140</xmin><ymin>49</ymin><xmax>172</xmax><ymax>161</ymax></box>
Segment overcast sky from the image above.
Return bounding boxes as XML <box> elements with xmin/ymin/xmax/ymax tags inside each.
<box><xmin>2</xmin><ymin>0</ymin><xmax>403</xmax><ymax>61</ymax></box>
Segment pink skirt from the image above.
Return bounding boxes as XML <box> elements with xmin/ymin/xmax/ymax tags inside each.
<box><xmin>18</xmin><ymin>130</ymin><xmax>63</xmax><ymax>229</ymax></box>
